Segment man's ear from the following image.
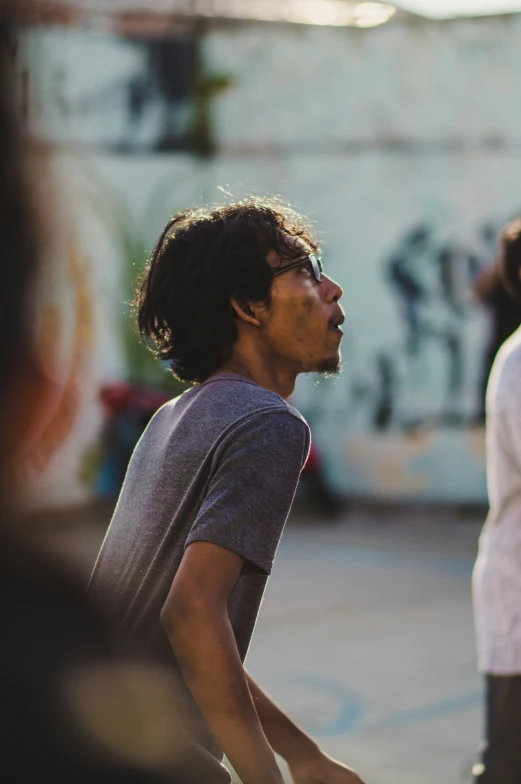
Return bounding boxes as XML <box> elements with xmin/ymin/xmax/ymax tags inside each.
<box><xmin>230</xmin><ymin>299</ymin><xmax>262</xmax><ymax>327</ymax></box>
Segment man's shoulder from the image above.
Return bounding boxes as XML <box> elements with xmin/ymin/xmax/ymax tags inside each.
<box><xmin>281</xmin><ymin>398</ymin><xmax>308</xmax><ymax>429</ymax></box>
<box><xmin>194</xmin><ymin>375</ymin><xmax>306</xmax><ymax>420</ymax></box>
<box><xmin>162</xmin><ymin>376</ymin><xmax>308</xmax><ymax>445</ymax></box>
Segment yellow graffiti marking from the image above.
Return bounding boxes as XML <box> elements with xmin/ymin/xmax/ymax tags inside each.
<box><xmin>22</xmin><ymin>232</ymin><xmax>94</xmax><ymax>475</ymax></box>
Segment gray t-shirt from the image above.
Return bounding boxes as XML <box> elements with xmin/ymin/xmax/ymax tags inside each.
<box><xmin>89</xmin><ymin>374</ymin><xmax>310</xmax><ymax>782</ymax></box>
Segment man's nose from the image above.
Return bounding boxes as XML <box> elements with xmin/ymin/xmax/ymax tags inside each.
<box><xmin>323</xmin><ymin>274</ymin><xmax>343</xmax><ymax>303</ymax></box>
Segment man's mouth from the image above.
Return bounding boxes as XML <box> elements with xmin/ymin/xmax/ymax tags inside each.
<box><xmin>329</xmin><ymin>313</ymin><xmax>345</xmax><ymax>331</ymax></box>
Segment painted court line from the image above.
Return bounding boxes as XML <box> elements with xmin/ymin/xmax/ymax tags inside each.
<box><xmin>289</xmin><ymin>672</ymin><xmax>482</xmax><ymax>738</ymax></box>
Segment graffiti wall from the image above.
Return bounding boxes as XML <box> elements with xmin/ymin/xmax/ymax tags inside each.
<box><xmin>18</xmin><ymin>13</ymin><xmax>521</xmax><ymax>506</ymax></box>
<box><xmin>15</xmin><ymin>158</ymin><xmax>102</xmax><ymax>510</ymax></box>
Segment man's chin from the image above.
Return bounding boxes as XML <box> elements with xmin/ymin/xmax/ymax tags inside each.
<box><xmin>305</xmin><ymin>355</ymin><xmax>343</xmax><ymax>377</ymax></box>
<box><xmin>317</xmin><ymin>359</ymin><xmax>342</xmax><ymax>377</ymax></box>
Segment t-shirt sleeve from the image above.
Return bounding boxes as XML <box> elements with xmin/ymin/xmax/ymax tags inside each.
<box><xmin>185</xmin><ymin>409</ymin><xmax>310</xmax><ymax>574</ymax></box>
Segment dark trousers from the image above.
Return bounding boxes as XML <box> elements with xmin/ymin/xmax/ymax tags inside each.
<box><xmin>474</xmin><ymin>675</ymin><xmax>521</xmax><ymax>784</ymax></box>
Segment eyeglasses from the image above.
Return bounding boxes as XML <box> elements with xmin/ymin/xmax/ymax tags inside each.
<box><xmin>271</xmin><ymin>254</ymin><xmax>323</xmax><ymax>284</ymax></box>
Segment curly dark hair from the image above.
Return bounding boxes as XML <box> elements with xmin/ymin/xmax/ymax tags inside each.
<box><xmin>136</xmin><ymin>197</ymin><xmax>319</xmax><ymax>383</ymax></box>
<box><xmin>499</xmin><ymin>218</ymin><xmax>521</xmax><ymax>302</ymax></box>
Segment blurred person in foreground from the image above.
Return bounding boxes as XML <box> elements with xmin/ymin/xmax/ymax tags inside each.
<box><xmin>89</xmin><ymin>202</ymin><xmax>366</xmax><ymax>784</ymax></box>
<box><xmin>0</xmin><ymin>26</ymin><xmax>179</xmax><ymax>784</ymax></box>
<box><xmin>472</xmin><ymin>219</ymin><xmax>521</xmax><ymax>784</ymax></box>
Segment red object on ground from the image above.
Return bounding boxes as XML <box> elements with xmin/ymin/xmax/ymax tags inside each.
<box><xmin>99</xmin><ymin>383</ymin><xmax>170</xmax><ymax>415</ymax></box>
<box><xmin>301</xmin><ymin>441</ymin><xmax>323</xmax><ymax>476</ymax></box>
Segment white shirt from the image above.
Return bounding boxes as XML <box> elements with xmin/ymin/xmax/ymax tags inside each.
<box><xmin>473</xmin><ymin>325</ymin><xmax>521</xmax><ymax>674</ymax></box>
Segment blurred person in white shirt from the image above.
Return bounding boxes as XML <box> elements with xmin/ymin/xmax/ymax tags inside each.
<box><xmin>473</xmin><ymin>219</ymin><xmax>521</xmax><ymax>784</ymax></box>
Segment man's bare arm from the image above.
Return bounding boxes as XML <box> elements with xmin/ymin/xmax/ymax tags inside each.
<box><xmin>246</xmin><ymin>675</ymin><xmax>367</xmax><ymax>784</ymax></box>
<box><xmin>246</xmin><ymin>675</ymin><xmax>319</xmax><ymax>765</ymax></box>
<box><xmin>160</xmin><ymin>541</ymin><xmax>284</xmax><ymax>784</ymax></box>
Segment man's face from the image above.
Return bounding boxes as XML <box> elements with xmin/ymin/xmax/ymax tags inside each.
<box><xmin>257</xmin><ymin>239</ymin><xmax>345</xmax><ymax>375</ymax></box>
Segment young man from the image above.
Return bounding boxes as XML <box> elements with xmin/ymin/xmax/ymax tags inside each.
<box><xmin>89</xmin><ymin>200</ymin><xmax>366</xmax><ymax>784</ymax></box>
<box><xmin>473</xmin><ymin>219</ymin><xmax>521</xmax><ymax>784</ymax></box>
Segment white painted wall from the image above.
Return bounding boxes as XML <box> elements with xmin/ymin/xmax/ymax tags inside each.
<box><xmin>19</xmin><ymin>13</ymin><xmax>521</xmax><ymax>505</ymax></box>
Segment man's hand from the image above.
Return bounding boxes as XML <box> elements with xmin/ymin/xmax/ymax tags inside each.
<box><xmin>245</xmin><ymin>675</ymin><xmax>366</xmax><ymax>784</ymax></box>
<box><xmin>289</xmin><ymin>751</ymin><xmax>367</xmax><ymax>784</ymax></box>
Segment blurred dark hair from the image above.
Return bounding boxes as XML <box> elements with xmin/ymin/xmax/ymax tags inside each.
<box><xmin>0</xmin><ymin>31</ymin><xmax>38</xmax><ymax>399</ymax></box>
<box><xmin>136</xmin><ymin>197</ymin><xmax>318</xmax><ymax>383</ymax></box>
<box><xmin>498</xmin><ymin>218</ymin><xmax>521</xmax><ymax>302</ymax></box>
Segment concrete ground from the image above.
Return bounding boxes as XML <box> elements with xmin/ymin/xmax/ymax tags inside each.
<box><xmin>38</xmin><ymin>506</ymin><xmax>484</xmax><ymax>784</ymax></box>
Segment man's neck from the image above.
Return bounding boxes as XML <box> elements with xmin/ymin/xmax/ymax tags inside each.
<box><xmin>211</xmin><ymin>356</ymin><xmax>297</xmax><ymax>400</ymax></box>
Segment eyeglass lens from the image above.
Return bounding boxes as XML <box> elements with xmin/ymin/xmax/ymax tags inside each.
<box><xmin>310</xmin><ymin>255</ymin><xmax>323</xmax><ymax>282</ymax></box>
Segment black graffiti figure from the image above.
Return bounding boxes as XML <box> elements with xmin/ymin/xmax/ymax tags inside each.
<box><xmin>126</xmin><ymin>39</ymin><xmax>196</xmax><ymax>150</ymax></box>
<box><xmin>387</xmin><ymin>226</ymin><xmax>431</xmax><ymax>357</ymax></box>
<box><xmin>385</xmin><ymin>226</ymin><xmax>475</xmax><ymax>427</ymax></box>
<box><xmin>372</xmin><ymin>351</ymin><xmax>397</xmax><ymax>430</ymax></box>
